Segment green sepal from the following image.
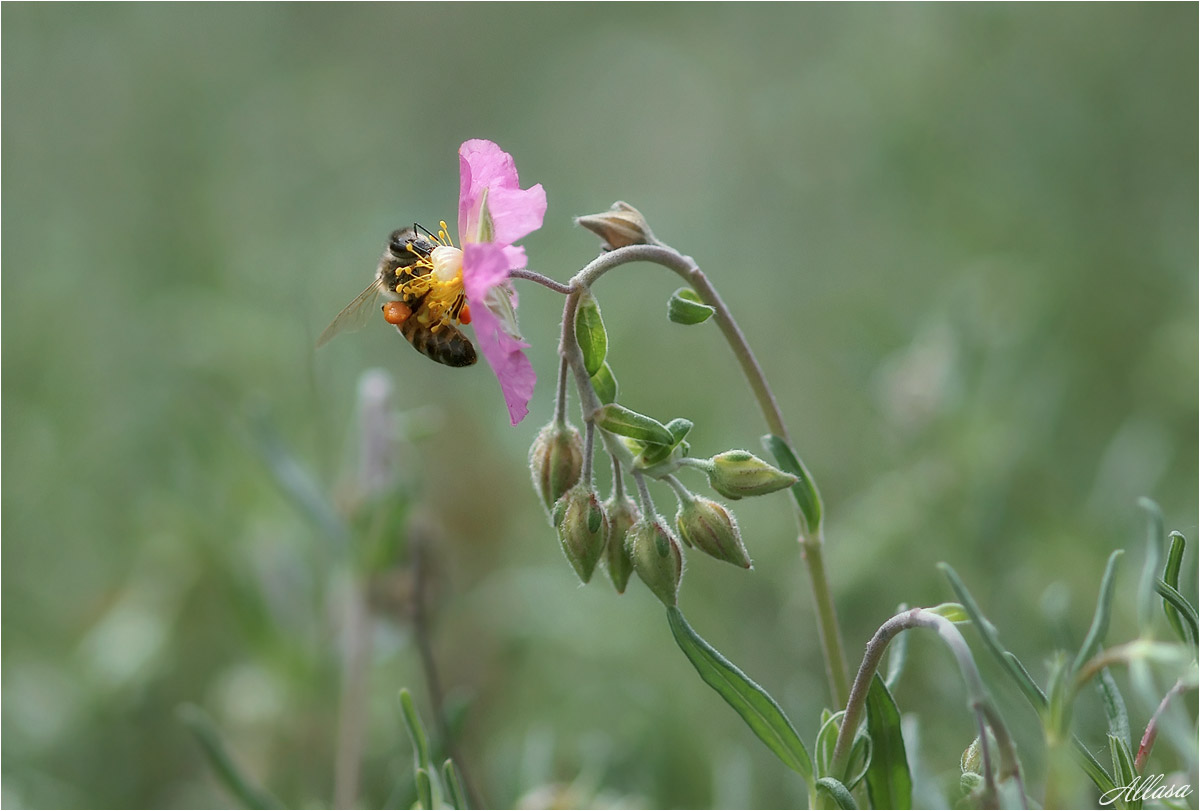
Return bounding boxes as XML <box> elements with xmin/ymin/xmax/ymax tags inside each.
<box><xmin>574</xmin><ymin>291</ymin><xmax>608</xmax><ymax>376</ymax></box>
<box><xmin>593</xmin><ymin>403</ymin><xmax>674</xmax><ymax>445</ymax></box>
<box><xmin>762</xmin><ymin>434</ymin><xmax>823</xmax><ymax>533</ymax></box>
<box><xmin>590</xmin><ymin>362</ymin><xmax>618</xmax><ymax>405</ymax></box>
<box><xmin>865</xmin><ymin>674</ymin><xmax>913</xmax><ymax>809</ymax></box>
<box><xmin>668</xmin><ymin>287</ymin><xmax>715</xmax><ymax>325</ymax></box>
<box><xmin>635</xmin><ymin>418</ymin><xmax>693</xmax><ymax>468</ymax></box>
<box><xmin>925</xmin><ymin>602</ymin><xmax>969</xmax><ymax>624</ymax></box>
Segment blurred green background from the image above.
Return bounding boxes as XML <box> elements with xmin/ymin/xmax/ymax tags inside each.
<box><xmin>3</xmin><ymin>4</ymin><xmax>1196</xmax><ymax>808</ymax></box>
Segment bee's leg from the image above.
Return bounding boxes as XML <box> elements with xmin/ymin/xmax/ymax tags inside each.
<box><xmin>382</xmin><ymin>301</ymin><xmax>412</xmax><ymax>326</ymax></box>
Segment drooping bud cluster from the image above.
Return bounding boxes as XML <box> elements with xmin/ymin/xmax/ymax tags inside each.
<box><xmin>705</xmin><ymin>451</ymin><xmax>798</xmax><ymax>500</ymax></box>
<box><xmin>676</xmin><ymin>495</ymin><xmax>750</xmax><ymax>569</ymax></box>
<box><xmin>552</xmin><ymin>485</ymin><xmax>608</xmax><ymax>583</ymax></box>
<box><xmin>626</xmin><ymin>518</ymin><xmax>684</xmax><ymax>607</ymax></box>
<box><xmin>529</xmin><ymin>422</ymin><xmax>584</xmax><ymax>516</ymax></box>
<box><xmin>602</xmin><ymin>494</ymin><xmax>639</xmax><ymax>593</ymax></box>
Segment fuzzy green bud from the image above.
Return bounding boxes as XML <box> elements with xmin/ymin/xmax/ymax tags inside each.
<box><xmin>529</xmin><ymin>423</ymin><xmax>584</xmax><ymax>516</ymax></box>
<box><xmin>705</xmin><ymin>450</ymin><xmax>798</xmax><ymax>500</ymax></box>
<box><xmin>554</xmin><ymin>485</ymin><xmax>608</xmax><ymax>584</ymax></box>
<box><xmin>676</xmin><ymin>496</ymin><xmax>750</xmax><ymax>568</ymax></box>
<box><xmin>602</xmin><ymin>495</ymin><xmax>639</xmax><ymax>593</ymax></box>
<box><xmin>626</xmin><ymin>518</ymin><xmax>684</xmax><ymax>606</ymax></box>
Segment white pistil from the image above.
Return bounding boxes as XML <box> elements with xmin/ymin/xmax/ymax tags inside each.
<box><xmin>431</xmin><ymin>245</ymin><xmax>464</xmax><ymax>283</ymax></box>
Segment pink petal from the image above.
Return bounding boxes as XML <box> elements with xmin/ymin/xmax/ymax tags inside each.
<box><xmin>458</xmin><ymin>140</ymin><xmax>546</xmax><ymax>246</ymax></box>
<box><xmin>462</xmin><ymin>243</ymin><xmax>536</xmax><ymax>425</ymax></box>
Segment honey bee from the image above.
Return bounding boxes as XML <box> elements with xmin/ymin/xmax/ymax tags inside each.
<box><xmin>317</xmin><ymin>226</ymin><xmax>477</xmax><ymax>367</ymax></box>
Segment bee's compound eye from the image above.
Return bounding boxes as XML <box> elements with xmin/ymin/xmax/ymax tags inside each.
<box><xmin>388</xmin><ymin>230</ymin><xmax>411</xmax><ymax>253</ymax></box>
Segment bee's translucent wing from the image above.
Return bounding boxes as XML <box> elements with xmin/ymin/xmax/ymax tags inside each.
<box><xmin>316</xmin><ymin>278</ymin><xmax>385</xmax><ymax>348</ymax></box>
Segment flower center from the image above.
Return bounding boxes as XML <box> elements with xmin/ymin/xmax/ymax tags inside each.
<box><xmin>393</xmin><ymin>223</ymin><xmax>468</xmax><ymax>331</ymax></box>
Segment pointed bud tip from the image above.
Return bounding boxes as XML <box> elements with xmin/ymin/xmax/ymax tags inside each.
<box><xmin>576</xmin><ymin>201</ymin><xmax>656</xmax><ymax>250</ymax></box>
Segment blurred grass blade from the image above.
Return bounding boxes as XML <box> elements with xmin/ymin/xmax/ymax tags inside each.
<box><xmin>415</xmin><ymin>767</ymin><xmax>433</xmax><ymax>810</ymax></box>
<box><xmin>667</xmin><ymin>606</ymin><xmax>813</xmax><ymax>784</ymax></box>
<box><xmin>1162</xmin><ymin>532</ymin><xmax>1190</xmax><ymax>643</ymax></box>
<box><xmin>593</xmin><ymin>403</ymin><xmax>674</xmax><ymax>445</ymax></box>
<box><xmin>942</xmin><ymin>564</ymin><xmax>1118</xmax><ymax>794</ymax></box>
<box><xmin>574</xmin><ymin>290</ymin><xmax>608</xmax><ymax>376</ymax></box>
<box><xmin>1155</xmin><ymin>580</ymin><xmax>1198</xmax><ymax>648</ymax></box>
<box><xmin>399</xmin><ymin>689</ymin><xmax>431</xmax><ymax>770</ymax></box>
<box><xmin>814</xmin><ymin>777</ymin><xmax>858</xmax><ymax>809</ymax></box>
<box><xmin>1071</xmin><ymin>550</ymin><xmax>1124</xmax><ymax>675</ymax></box>
<box><xmin>248</xmin><ymin>415</ymin><xmax>348</xmax><ymax>546</ymax></box>
<box><xmin>924</xmin><ymin>602</ymin><xmax>969</xmax><ymax>623</ymax></box>
<box><xmin>761</xmin><ymin>434</ymin><xmax>822</xmax><ymax>533</ymax></box>
<box><xmin>1097</xmin><ymin>668</ymin><xmax>1131</xmax><ymax>746</ymax></box>
<box><xmin>1137</xmin><ymin>498</ymin><xmax>1164</xmax><ymax>630</ymax></box>
<box><xmin>178</xmin><ymin>704</ymin><xmax>283</xmax><ymax>810</ymax></box>
<box><xmin>668</xmin><ymin>287</ymin><xmax>715</xmax><ymax>324</ymax></box>
<box><xmin>442</xmin><ymin>759</ymin><xmax>468</xmax><ymax>810</ymax></box>
<box><xmin>865</xmin><ymin>675</ymin><xmax>913</xmax><ymax>809</ymax></box>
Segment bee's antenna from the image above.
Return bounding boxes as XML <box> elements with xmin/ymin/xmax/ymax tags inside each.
<box><xmin>414</xmin><ymin>222</ymin><xmax>438</xmax><ymax>242</ymax></box>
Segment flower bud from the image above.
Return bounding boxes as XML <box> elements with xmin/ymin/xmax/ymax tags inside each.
<box><xmin>529</xmin><ymin>423</ymin><xmax>584</xmax><ymax>516</ymax></box>
<box><xmin>602</xmin><ymin>495</ymin><xmax>639</xmax><ymax>593</ymax></box>
<box><xmin>705</xmin><ymin>451</ymin><xmax>798</xmax><ymax>500</ymax></box>
<box><xmin>575</xmin><ymin>201</ymin><xmax>656</xmax><ymax>250</ymax></box>
<box><xmin>626</xmin><ymin>518</ymin><xmax>684</xmax><ymax>606</ymax></box>
<box><xmin>676</xmin><ymin>496</ymin><xmax>750</xmax><ymax>568</ymax></box>
<box><xmin>554</xmin><ymin>485</ymin><xmax>608</xmax><ymax>584</ymax></box>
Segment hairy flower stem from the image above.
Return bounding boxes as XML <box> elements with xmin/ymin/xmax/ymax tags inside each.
<box><xmin>567</xmin><ymin>243</ymin><xmax>849</xmax><ymax>705</ymax></box>
<box><xmin>582</xmin><ymin>420</ymin><xmax>596</xmax><ymax>483</ymax></box>
<box><xmin>633</xmin><ymin>471</ymin><xmax>656</xmax><ymax>517</ymax></box>
<box><xmin>508</xmin><ymin>267</ymin><xmax>572</xmax><ymax>295</ymax></box>
<box><xmin>552</xmin><ymin>356</ymin><xmax>569</xmax><ymax>427</ymax></box>
<box><xmin>829</xmin><ymin>609</ymin><xmax>1023</xmax><ymax>804</ymax></box>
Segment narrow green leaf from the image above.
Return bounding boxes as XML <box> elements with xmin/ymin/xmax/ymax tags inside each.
<box><xmin>815</xmin><ymin>710</ymin><xmax>844</xmax><ymax>778</ymax></box>
<box><xmin>574</xmin><ymin>291</ymin><xmax>608</xmax><ymax>376</ymax></box>
<box><xmin>593</xmin><ymin>403</ymin><xmax>674</xmax><ymax>445</ymax></box>
<box><xmin>666</xmin><ymin>606</ymin><xmax>813</xmax><ymax>783</ymax></box>
<box><xmin>761</xmin><ymin>434</ymin><xmax>822</xmax><ymax>533</ymax></box>
<box><xmin>178</xmin><ymin>705</ymin><xmax>283</xmax><ymax>810</ymax></box>
<box><xmin>1108</xmin><ymin>735</ymin><xmax>1141</xmax><ymax>810</ymax></box>
<box><xmin>590</xmin><ymin>362</ymin><xmax>618</xmax><ymax>405</ymax></box>
<box><xmin>1156</xmin><ymin>579</ymin><xmax>1199</xmax><ymax>648</ymax></box>
<box><xmin>668</xmin><ymin>287</ymin><xmax>715</xmax><ymax>324</ymax></box>
<box><xmin>1072</xmin><ymin>550</ymin><xmax>1124</xmax><ymax>675</ymax></box>
<box><xmin>885</xmin><ymin>623</ymin><xmax>910</xmax><ymax>690</ymax></box>
<box><xmin>1137</xmin><ymin>498</ymin><xmax>1165</xmax><ymax>631</ymax></box>
<box><xmin>442</xmin><ymin>760</ymin><xmax>468</xmax><ymax>810</ymax></box>
<box><xmin>814</xmin><ymin>777</ymin><xmax>859</xmax><ymax>809</ymax></box>
<box><xmin>845</xmin><ymin>733</ymin><xmax>872</xmax><ymax>790</ymax></box>
<box><xmin>1097</xmin><ymin>668</ymin><xmax>1130</xmax><ymax>746</ymax></box>
<box><xmin>399</xmin><ymin>689</ymin><xmax>431</xmax><ymax>770</ymax></box>
<box><xmin>415</xmin><ymin>767</ymin><xmax>433</xmax><ymax>810</ymax></box>
<box><xmin>1002</xmin><ymin>652</ymin><xmax>1047</xmax><ymax>709</ymax></box>
<box><xmin>1163</xmin><ymin>532</ymin><xmax>1189</xmax><ymax>643</ymax></box>
<box><xmin>865</xmin><ymin>675</ymin><xmax>913</xmax><ymax>810</ymax></box>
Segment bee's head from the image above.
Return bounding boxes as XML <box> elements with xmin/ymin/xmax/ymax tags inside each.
<box><xmin>388</xmin><ymin>227</ymin><xmax>435</xmax><ymax>260</ymax></box>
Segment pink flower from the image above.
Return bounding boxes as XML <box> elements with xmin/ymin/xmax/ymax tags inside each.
<box><xmin>456</xmin><ymin>139</ymin><xmax>546</xmax><ymax>425</ymax></box>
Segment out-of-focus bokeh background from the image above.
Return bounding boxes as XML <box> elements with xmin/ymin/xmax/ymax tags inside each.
<box><xmin>3</xmin><ymin>5</ymin><xmax>1196</xmax><ymax>808</ymax></box>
